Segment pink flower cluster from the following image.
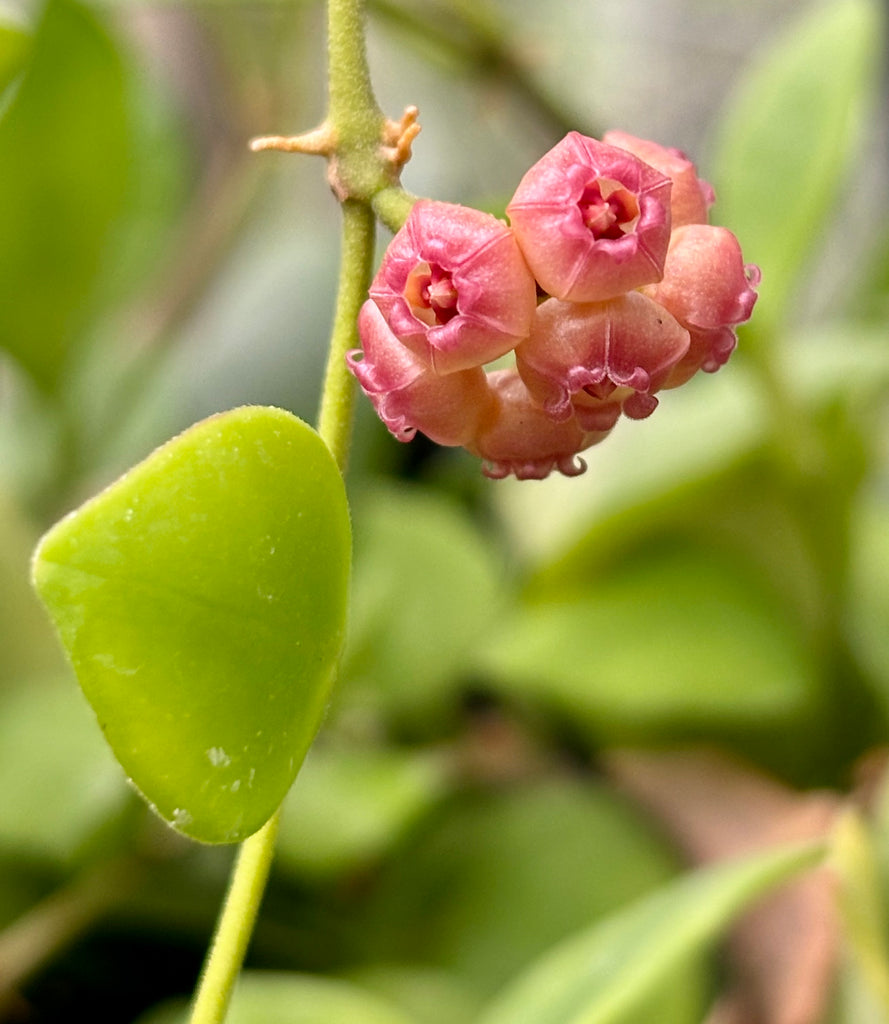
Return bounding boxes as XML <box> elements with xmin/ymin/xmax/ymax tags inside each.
<box><xmin>348</xmin><ymin>131</ymin><xmax>760</xmax><ymax>480</ymax></box>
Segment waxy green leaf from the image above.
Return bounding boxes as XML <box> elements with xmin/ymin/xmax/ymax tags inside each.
<box><xmin>32</xmin><ymin>407</ymin><xmax>351</xmax><ymax>844</ymax></box>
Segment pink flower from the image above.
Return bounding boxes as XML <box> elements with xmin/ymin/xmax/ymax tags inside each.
<box><xmin>642</xmin><ymin>224</ymin><xmax>760</xmax><ymax>387</ymax></box>
<box><xmin>506</xmin><ymin>132</ymin><xmax>673</xmax><ymax>303</ymax></box>
<box><xmin>349</xmin><ymin>130</ymin><xmax>759</xmax><ymax>480</ymax></box>
<box><xmin>602</xmin><ymin>131</ymin><xmax>714</xmax><ymax>227</ymax></box>
<box><xmin>467</xmin><ymin>369</ymin><xmax>613</xmax><ymax>480</ymax></box>
<box><xmin>515</xmin><ymin>291</ymin><xmax>690</xmax><ymax>425</ymax></box>
<box><xmin>368</xmin><ymin>200</ymin><xmax>537</xmax><ymax>374</ymax></box>
<box><xmin>348</xmin><ymin>301</ymin><xmax>492</xmax><ymax>446</ymax></box>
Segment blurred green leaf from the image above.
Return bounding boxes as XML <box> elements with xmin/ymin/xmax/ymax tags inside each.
<box><xmin>847</xmin><ymin>492</ymin><xmax>889</xmax><ymax>714</ymax></box>
<box><xmin>0</xmin><ymin>674</ymin><xmax>132</xmax><ymax>866</ymax></box>
<box><xmin>780</xmin><ymin>323</ymin><xmax>889</xmax><ymax>407</ymax></box>
<box><xmin>0</xmin><ymin>489</ymin><xmax>67</xmax><ymax>686</ymax></box>
<box><xmin>340</xmin><ymin>485</ymin><xmax>504</xmax><ymax>733</ymax></box>
<box><xmin>0</xmin><ymin>0</ymin><xmax>129</xmax><ymax>390</ymax></box>
<box><xmin>276</xmin><ymin>743</ymin><xmax>451</xmax><ymax>881</ymax></box>
<box><xmin>479</xmin><ymin>545</ymin><xmax>818</xmax><ymax>744</ymax></box>
<box><xmin>0</xmin><ymin>19</ymin><xmax>30</xmax><ymax>94</ymax></box>
<box><xmin>827</xmin><ymin>957</ymin><xmax>889</xmax><ymax>1024</ymax></box>
<box><xmin>346</xmin><ymin>965</ymin><xmax>484</xmax><ymax>1024</ymax></box>
<box><xmin>477</xmin><ymin>840</ymin><xmax>825</xmax><ymax>1024</ymax></box>
<box><xmin>712</xmin><ymin>0</ymin><xmax>882</xmax><ymax>336</ymax></box>
<box><xmin>831</xmin><ymin>811</ymin><xmax>889</xmax><ymax>1016</ymax></box>
<box><xmin>362</xmin><ymin>776</ymin><xmax>703</xmax><ymax>1018</ymax></box>
<box><xmin>31</xmin><ymin>406</ymin><xmax>351</xmax><ymax>844</ymax></box>
<box><xmin>138</xmin><ymin>971</ymin><xmax>420</xmax><ymax>1024</ymax></box>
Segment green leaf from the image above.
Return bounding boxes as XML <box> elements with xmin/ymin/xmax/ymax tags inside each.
<box><xmin>478</xmin><ymin>546</ymin><xmax>817</xmax><ymax>743</ymax></box>
<box><xmin>362</xmin><ymin>777</ymin><xmax>702</xmax><ymax>1016</ymax></box>
<box><xmin>0</xmin><ymin>0</ymin><xmax>129</xmax><ymax>390</ymax></box>
<box><xmin>276</xmin><ymin>744</ymin><xmax>450</xmax><ymax>880</ymax></box>
<box><xmin>31</xmin><ymin>406</ymin><xmax>351</xmax><ymax>844</ymax></box>
<box><xmin>0</xmin><ymin>19</ymin><xmax>30</xmax><ymax>95</ymax></box>
<box><xmin>477</xmin><ymin>841</ymin><xmax>825</xmax><ymax>1024</ymax></box>
<box><xmin>346</xmin><ymin>966</ymin><xmax>484</xmax><ymax>1024</ymax></box>
<box><xmin>137</xmin><ymin>971</ymin><xmax>420</xmax><ymax>1024</ymax></box>
<box><xmin>339</xmin><ymin>485</ymin><xmax>503</xmax><ymax>732</ymax></box>
<box><xmin>0</xmin><ymin>674</ymin><xmax>132</xmax><ymax>865</ymax></box>
<box><xmin>832</xmin><ymin>811</ymin><xmax>889</xmax><ymax>1015</ymax></box>
<box><xmin>712</xmin><ymin>0</ymin><xmax>882</xmax><ymax>336</ymax></box>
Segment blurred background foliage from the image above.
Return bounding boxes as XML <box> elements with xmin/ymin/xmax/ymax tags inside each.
<box><xmin>1</xmin><ymin>0</ymin><xmax>889</xmax><ymax>1021</ymax></box>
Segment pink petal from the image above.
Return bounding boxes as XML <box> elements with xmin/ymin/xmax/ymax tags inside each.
<box><xmin>467</xmin><ymin>369</ymin><xmax>613</xmax><ymax>480</ymax></box>
<box><xmin>603</xmin><ymin>130</ymin><xmax>715</xmax><ymax>227</ymax></box>
<box><xmin>516</xmin><ymin>292</ymin><xmax>690</xmax><ymax>421</ymax></box>
<box><xmin>349</xmin><ymin>301</ymin><xmax>492</xmax><ymax>446</ymax></box>
<box><xmin>368</xmin><ymin>200</ymin><xmax>537</xmax><ymax>374</ymax></box>
<box><xmin>506</xmin><ymin>132</ymin><xmax>672</xmax><ymax>302</ymax></box>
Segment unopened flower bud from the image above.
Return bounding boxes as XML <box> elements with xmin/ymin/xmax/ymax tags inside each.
<box><xmin>506</xmin><ymin>132</ymin><xmax>673</xmax><ymax>303</ymax></box>
<box><xmin>368</xmin><ymin>200</ymin><xmax>537</xmax><ymax>374</ymax></box>
<box><xmin>643</xmin><ymin>224</ymin><xmax>760</xmax><ymax>386</ymax></box>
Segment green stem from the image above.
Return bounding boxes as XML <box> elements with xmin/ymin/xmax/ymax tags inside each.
<box><xmin>372</xmin><ymin>185</ymin><xmax>418</xmax><ymax>234</ymax></box>
<box><xmin>187</xmin><ymin>814</ymin><xmax>281</xmax><ymax>1024</ymax></box>
<box><xmin>317</xmin><ymin>199</ymin><xmax>376</xmax><ymax>469</ymax></box>
<box><xmin>327</xmin><ymin>0</ymin><xmax>381</xmax><ymax>134</ymax></box>
<box><xmin>187</xmin><ymin>4</ymin><xmax>380</xmax><ymax>1022</ymax></box>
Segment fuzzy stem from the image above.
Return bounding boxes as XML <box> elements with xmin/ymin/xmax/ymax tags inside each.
<box><xmin>318</xmin><ymin>199</ymin><xmax>376</xmax><ymax>470</ymax></box>
<box><xmin>187</xmin><ymin>814</ymin><xmax>280</xmax><ymax>1024</ymax></box>
<box><xmin>372</xmin><ymin>185</ymin><xmax>418</xmax><ymax>234</ymax></box>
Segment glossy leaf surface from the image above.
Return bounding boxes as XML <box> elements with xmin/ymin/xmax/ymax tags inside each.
<box><xmin>32</xmin><ymin>406</ymin><xmax>351</xmax><ymax>844</ymax></box>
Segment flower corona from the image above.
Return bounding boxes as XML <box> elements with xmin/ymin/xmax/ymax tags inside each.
<box><xmin>348</xmin><ymin>131</ymin><xmax>759</xmax><ymax>479</ymax></box>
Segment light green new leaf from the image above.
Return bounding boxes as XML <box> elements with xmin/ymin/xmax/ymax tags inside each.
<box><xmin>0</xmin><ymin>0</ymin><xmax>129</xmax><ymax>390</ymax></box>
<box><xmin>478</xmin><ymin>841</ymin><xmax>825</xmax><ymax>1024</ymax></box>
<box><xmin>712</xmin><ymin>0</ymin><xmax>882</xmax><ymax>336</ymax></box>
<box><xmin>32</xmin><ymin>407</ymin><xmax>351</xmax><ymax>844</ymax></box>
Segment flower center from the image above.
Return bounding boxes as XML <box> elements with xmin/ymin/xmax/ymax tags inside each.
<box><xmin>578</xmin><ymin>179</ymin><xmax>640</xmax><ymax>239</ymax></box>
<box><xmin>404</xmin><ymin>261</ymin><xmax>460</xmax><ymax>326</ymax></box>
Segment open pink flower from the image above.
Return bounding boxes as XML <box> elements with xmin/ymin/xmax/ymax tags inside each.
<box><xmin>467</xmin><ymin>369</ymin><xmax>613</xmax><ymax>480</ymax></box>
<box><xmin>348</xmin><ymin>301</ymin><xmax>492</xmax><ymax>447</ymax></box>
<box><xmin>602</xmin><ymin>130</ymin><xmax>714</xmax><ymax>227</ymax></box>
<box><xmin>506</xmin><ymin>132</ymin><xmax>673</xmax><ymax>303</ymax></box>
<box><xmin>368</xmin><ymin>200</ymin><xmax>537</xmax><ymax>374</ymax></box>
<box><xmin>516</xmin><ymin>291</ymin><xmax>690</xmax><ymax>424</ymax></box>
<box><xmin>642</xmin><ymin>224</ymin><xmax>760</xmax><ymax>387</ymax></box>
